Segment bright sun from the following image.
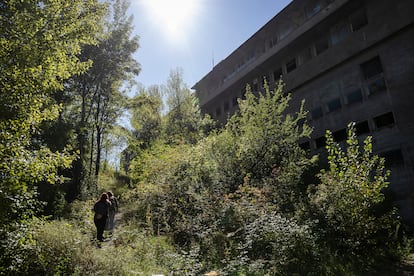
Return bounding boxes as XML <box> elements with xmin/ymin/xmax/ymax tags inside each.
<box><xmin>142</xmin><ymin>0</ymin><xmax>200</xmax><ymax>43</ymax></box>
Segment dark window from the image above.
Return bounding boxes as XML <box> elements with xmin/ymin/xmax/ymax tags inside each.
<box><xmin>299</xmin><ymin>47</ymin><xmax>312</xmax><ymax>64</ymax></box>
<box><xmin>380</xmin><ymin>149</ymin><xmax>404</xmax><ymax>167</ymax></box>
<box><xmin>215</xmin><ymin>107</ymin><xmax>221</xmax><ymax>116</ymax></box>
<box><xmin>299</xmin><ymin>141</ymin><xmax>311</xmax><ymax>150</ymax></box>
<box><xmin>331</xmin><ymin>22</ymin><xmax>351</xmax><ymax>45</ymax></box>
<box><xmin>252</xmin><ymin>81</ymin><xmax>258</xmax><ymax>92</ymax></box>
<box><xmin>355</xmin><ymin>121</ymin><xmax>370</xmax><ymax>135</ymax></box>
<box><xmin>232</xmin><ymin>97</ymin><xmax>238</xmax><ymax>107</ymax></box>
<box><xmin>286</xmin><ymin>58</ymin><xmax>297</xmax><ymax>73</ymax></box>
<box><xmin>367</xmin><ymin>77</ymin><xmax>386</xmax><ymax>94</ymax></box>
<box><xmin>333</xmin><ymin>129</ymin><xmax>347</xmax><ymax>142</ymax></box>
<box><xmin>327</xmin><ymin>98</ymin><xmax>341</xmax><ymax>112</ymax></box>
<box><xmin>261</xmin><ymin>75</ymin><xmax>269</xmax><ymax>87</ymax></box>
<box><xmin>374</xmin><ymin>112</ymin><xmax>395</xmax><ymax>128</ymax></box>
<box><xmin>350</xmin><ymin>8</ymin><xmax>368</xmax><ymax>32</ymax></box>
<box><xmin>315</xmin><ymin>136</ymin><xmax>326</xmax><ymax>149</ymax></box>
<box><xmin>311</xmin><ymin>106</ymin><xmax>323</xmax><ymax>120</ymax></box>
<box><xmin>268</xmin><ymin>37</ymin><xmax>277</xmax><ymax>48</ymax></box>
<box><xmin>224</xmin><ymin>101</ymin><xmax>229</xmax><ymax>112</ymax></box>
<box><xmin>360</xmin><ymin>56</ymin><xmax>383</xmax><ymax>79</ymax></box>
<box><xmin>241</xmin><ymin>89</ymin><xmax>246</xmax><ymax>99</ymax></box>
<box><xmin>347</xmin><ymin>89</ymin><xmax>363</xmax><ymax>104</ymax></box>
<box><xmin>315</xmin><ymin>37</ymin><xmax>329</xmax><ymax>55</ymax></box>
<box><xmin>273</xmin><ymin>67</ymin><xmax>282</xmax><ymax>82</ymax></box>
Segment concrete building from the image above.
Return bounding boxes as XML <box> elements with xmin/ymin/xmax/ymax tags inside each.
<box><xmin>193</xmin><ymin>0</ymin><xmax>414</xmax><ymax>226</ymax></box>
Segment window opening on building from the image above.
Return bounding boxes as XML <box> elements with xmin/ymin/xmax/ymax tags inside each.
<box><xmin>315</xmin><ymin>136</ymin><xmax>326</xmax><ymax>149</ymax></box>
<box><xmin>215</xmin><ymin>107</ymin><xmax>221</xmax><ymax>117</ymax></box>
<box><xmin>355</xmin><ymin>120</ymin><xmax>370</xmax><ymax>135</ymax></box>
<box><xmin>360</xmin><ymin>56</ymin><xmax>383</xmax><ymax>79</ymax></box>
<box><xmin>380</xmin><ymin>149</ymin><xmax>404</xmax><ymax>167</ymax></box>
<box><xmin>241</xmin><ymin>88</ymin><xmax>247</xmax><ymax>99</ymax></box>
<box><xmin>346</xmin><ymin>88</ymin><xmax>363</xmax><ymax>104</ymax></box>
<box><xmin>315</xmin><ymin>37</ymin><xmax>329</xmax><ymax>55</ymax></box>
<box><xmin>367</xmin><ymin>77</ymin><xmax>386</xmax><ymax>95</ymax></box>
<box><xmin>268</xmin><ymin>36</ymin><xmax>278</xmax><ymax>49</ymax></box>
<box><xmin>224</xmin><ymin>101</ymin><xmax>229</xmax><ymax>112</ymax></box>
<box><xmin>311</xmin><ymin>106</ymin><xmax>323</xmax><ymax>120</ymax></box>
<box><xmin>286</xmin><ymin>58</ymin><xmax>297</xmax><ymax>73</ymax></box>
<box><xmin>299</xmin><ymin>141</ymin><xmax>311</xmax><ymax>150</ymax></box>
<box><xmin>331</xmin><ymin>21</ymin><xmax>351</xmax><ymax>45</ymax></box>
<box><xmin>299</xmin><ymin>47</ymin><xmax>313</xmax><ymax>64</ymax></box>
<box><xmin>333</xmin><ymin>128</ymin><xmax>347</xmax><ymax>142</ymax></box>
<box><xmin>232</xmin><ymin>97</ymin><xmax>238</xmax><ymax>107</ymax></box>
<box><xmin>261</xmin><ymin>74</ymin><xmax>269</xmax><ymax>88</ymax></box>
<box><xmin>252</xmin><ymin>79</ymin><xmax>258</xmax><ymax>92</ymax></box>
<box><xmin>350</xmin><ymin>8</ymin><xmax>368</xmax><ymax>32</ymax></box>
<box><xmin>273</xmin><ymin>67</ymin><xmax>282</xmax><ymax>82</ymax></box>
<box><xmin>373</xmin><ymin>112</ymin><xmax>395</xmax><ymax>129</ymax></box>
<box><xmin>327</xmin><ymin>97</ymin><xmax>341</xmax><ymax>112</ymax></box>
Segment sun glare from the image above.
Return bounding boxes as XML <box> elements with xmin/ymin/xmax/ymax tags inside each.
<box><xmin>142</xmin><ymin>0</ymin><xmax>200</xmax><ymax>43</ymax></box>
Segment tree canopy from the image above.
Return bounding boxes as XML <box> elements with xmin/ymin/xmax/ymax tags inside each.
<box><xmin>0</xmin><ymin>0</ymin><xmax>107</xmax><ymax>196</ymax></box>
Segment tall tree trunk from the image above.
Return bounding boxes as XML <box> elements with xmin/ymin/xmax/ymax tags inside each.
<box><xmin>95</xmin><ymin>94</ymin><xmax>102</xmax><ymax>176</ymax></box>
<box><xmin>96</xmin><ymin>125</ymin><xmax>102</xmax><ymax>176</ymax></box>
<box><xmin>89</xmin><ymin>126</ymin><xmax>95</xmax><ymax>177</ymax></box>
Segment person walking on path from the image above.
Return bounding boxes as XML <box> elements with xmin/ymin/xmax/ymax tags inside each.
<box><xmin>94</xmin><ymin>192</ymin><xmax>110</xmax><ymax>242</ymax></box>
<box><xmin>105</xmin><ymin>191</ymin><xmax>119</xmax><ymax>234</ymax></box>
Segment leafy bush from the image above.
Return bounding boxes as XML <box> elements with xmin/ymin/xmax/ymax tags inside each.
<box><xmin>125</xmin><ymin>81</ymin><xmax>320</xmax><ymax>273</ymax></box>
<box><xmin>227</xmin><ymin>211</ymin><xmax>319</xmax><ymax>275</ymax></box>
<box><xmin>122</xmin><ymin>83</ymin><xmax>411</xmax><ymax>274</ymax></box>
<box><xmin>309</xmin><ymin>123</ymin><xmax>409</xmax><ymax>271</ymax></box>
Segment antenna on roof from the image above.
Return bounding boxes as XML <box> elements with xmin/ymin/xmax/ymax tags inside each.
<box><xmin>212</xmin><ymin>50</ymin><xmax>215</xmax><ymax>68</ymax></box>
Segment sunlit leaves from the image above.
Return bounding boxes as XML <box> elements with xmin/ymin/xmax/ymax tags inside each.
<box><xmin>0</xmin><ymin>0</ymin><xmax>107</xmax><ymax>201</ymax></box>
<box><xmin>310</xmin><ymin>123</ymin><xmax>400</xmax><ymax>266</ymax></box>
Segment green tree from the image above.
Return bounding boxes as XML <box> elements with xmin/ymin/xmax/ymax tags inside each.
<box><xmin>0</xmin><ymin>0</ymin><xmax>106</xmax><ymax>207</ymax></box>
<box><xmin>121</xmin><ymin>85</ymin><xmax>163</xmax><ymax>174</ymax></box>
<box><xmin>163</xmin><ymin>68</ymin><xmax>213</xmax><ymax>144</ymax></box>
<box><xmin>64</xmin><ymin>0</ymin><xmax>140</xmax><ymax>199</ymax></box>
<box><xmin>0</xmin><ymin>0</ymin><xmax>107</xmax><ymax>271</ymax></box>
<box><xmin>310</xmin><ymin>123</ymin><xmax>405</xmax><ymax>270</ymax></box>
<box><xmin>126</xmin><ymin>81</ymin><xmax>319</xmax><ymax>273</ymax></box>
<box><xmin>129</xmin><ymin>85</ymin><xmax>163</xmax><ymax>149</ymax></box>
<box><xmin>220</xmin><ymin>81</ymin><xmax>315</xmax><ymax>198</ymax></box>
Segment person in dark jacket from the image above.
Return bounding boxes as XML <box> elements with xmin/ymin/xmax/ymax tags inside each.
<box><xmin>93</xmin><ymin>192</ymin><xmax>110</xmax><ymax>242</ymax></box>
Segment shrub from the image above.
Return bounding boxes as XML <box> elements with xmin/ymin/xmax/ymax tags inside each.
<box><xmin>309</xmin><ymin>123</ymin><xmax>408</xmax><ymax>271</ymax></box>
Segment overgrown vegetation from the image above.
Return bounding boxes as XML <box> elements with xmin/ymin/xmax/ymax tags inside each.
<box><xmin>121</xmin><ymin>82</ymin><xmax>411</xmax><ymax>274</ymax></box>
<box><xmin>0</xmin><ymin>0</ymin><xmax>412</xmax><ymax>275</ymax></box>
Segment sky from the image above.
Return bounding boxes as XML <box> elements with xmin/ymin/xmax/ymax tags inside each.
<box><xmin>129</xmin><ymin>0</ymin><xmax>293</xmax><ymax>91</ymax></box>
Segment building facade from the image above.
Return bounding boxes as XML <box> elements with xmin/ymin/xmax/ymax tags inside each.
<box><xmin>193</xmin><ymin>0</ymin><xmax>414</xmax><ymax>226</ymax></box>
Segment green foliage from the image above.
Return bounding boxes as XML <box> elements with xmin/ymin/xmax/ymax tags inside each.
<box><xmin>309</xmin><ymin>123</ymin><xmax>407</xmax><ymax>270</ymax></box>
<box><xmin>0</xmin><ymin>195</ymin><xmax>181</xmax><ymax>275</ymax></box>
<box><xmin>216</xmin><ymin>82</ymin><xmax>316</xmax><ymax>199</ymax></box>
<box><xmin>235</xmin><ymin>83</ymin><xmax>312</xmax><ymax>173</ymax></box>
<box><xmin>0</xmin><ymin>0</ymin><xmax>107</xmax><ymax>223</ymax></box>
<box><xmin>123</xmin><ymin>81</ymin><xmax>411</xmax><ymax>273</ymax></box>
<box><xmin>129</xmin><ymin>88</ymin><xmax>163</xmax><ymax>149</ymax></box>
<box><xmin>163</xmin><ymin>68</ymin><xmax>215</xmax><ymax>144</ymax></box>
<box><xmin>57</xmin><ymin>0</ymin><xmax>140</xmax><ymax>199</ymax></box>
<box><xmin>228</xmin><ymin>211</ymin><xmax>319</xmax><ymax>275</ymax></box>
<box><xmin>129</xmin><ymin>141</ymin><xmax>190</xmax><ymax>186</ymax></box>
<box><xmin>124</xmin><ymin>81</ymin><xmax>321</xmax><ymax>274</ymax></box>
<box><xmin>0</xmin><ymin>1</ymin><xmax>114</xmax><ymax>271</ymax></box>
